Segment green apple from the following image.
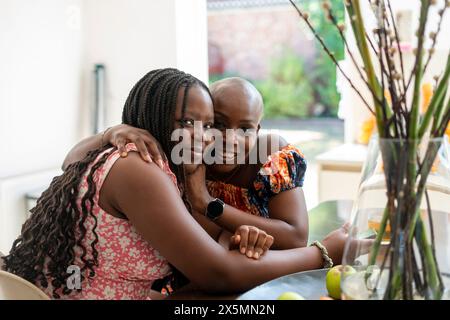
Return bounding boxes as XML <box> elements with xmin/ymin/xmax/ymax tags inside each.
<box><xmin>326</xmin><ymin>265</ymin><xmax>356</xmax><ymax>299</ymax></box>
<box><xmin>277</xmin><ymin>291</ymin><xmax>305</xmax><ymax>300</ymax></box>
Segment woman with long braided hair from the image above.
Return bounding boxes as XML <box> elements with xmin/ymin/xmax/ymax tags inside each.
<box><xmin>3</xmin><ymin>68</ymin><xmax>361</xmax><ymax>299</ymax></box>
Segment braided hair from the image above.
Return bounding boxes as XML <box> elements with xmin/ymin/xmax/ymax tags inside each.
<box><xmin>3</xmin><ymin>68</ymin><xmax>212</xmax><ymax>298</ymax></box>
<box><xmin>122</xmin><ymin>68</ymin><xmax>211</xmax><ymax>196</ymax></box>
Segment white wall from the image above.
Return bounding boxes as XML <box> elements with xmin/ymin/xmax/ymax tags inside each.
<box><xmin>0</xmin><ymin>0</ymin><xmax>208</xmax><ymax>253</ymax></box>
<box><xmin>0</xmin><ymin>0</ymin><xmax>84</xmax><ymax>253</ymax></box>
<box><xmin>0</xmin><ymin>168</ymin><xmax>61</xmax><ymax>254</ymax></box>
<box><xmin>175</xmin><ymin>0</ymin><xmax>209</xmax><ymax>83</ymax></box>
<box><xmin>81</xmin><ymin>0</ymin><xmax>208</xmax><ymax>132</ymax></box>
<box><xmin>81</xmin><ymin>0</ymin><xmax>178</xmax><ymax>130</ymax></box>
<box><xmin>0</xmin><ymin>0</ymin><xmax>83</xmax><ymax>178</ymax></box>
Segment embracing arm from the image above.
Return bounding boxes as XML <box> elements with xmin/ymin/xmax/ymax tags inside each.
<box><xmin>62</xmin><ymin>124</ymin><xmax>164</xmax><ymax>171</ymax></box>
<box><xmin>195</xmin><ymin>188</ymin><xmax>308</xmax><ymax>250</ymax></box>
<box><xmin>189</xmin><ymin>133</ymin><xmax>308</xmax><ymax>250</ymax></box>
<box><xmin>62</xmin><ymin>133</ymin><xmax>103</xmax><ymax>170</ymax></box>
<box><xmin>101</xmin><ymin>153</ymin><xmax>351</xmax><ymax>293</ymax></box>
<box><xmin>65</xmin><ymin>127</ymin><xmax>271</xmax><ymax>255</ymax></box>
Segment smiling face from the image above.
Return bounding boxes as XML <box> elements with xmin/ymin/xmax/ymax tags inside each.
<box><xmin>208</xmin><ymin>78</ymin><xmax>263</xmax><ymax>175</ymax></box>
<box><xmin>173</xmin><ymin>84</ymin><xmax>214</xmax><ymax>173</ymax></box>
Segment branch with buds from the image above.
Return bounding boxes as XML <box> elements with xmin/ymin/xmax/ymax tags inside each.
<box><xmin>288</xmin><ymin>0</ymin><xmax>449</xmax><ymax>300</ymax></box>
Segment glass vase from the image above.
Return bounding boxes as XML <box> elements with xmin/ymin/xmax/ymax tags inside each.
<box><xmin>341</xmin><ymin>136</ymin><xmax>450</xmax><ymax>300</ymax></box>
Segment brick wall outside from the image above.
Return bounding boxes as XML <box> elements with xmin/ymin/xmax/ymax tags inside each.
<box><xmin>208</xmin><ymin>5</ymin><xmax>317</xmax><ymax>80</ymax></box>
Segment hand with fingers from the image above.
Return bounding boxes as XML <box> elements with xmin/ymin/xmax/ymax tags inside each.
<box><xmin>321</xmin><ymin>223</ymin><xmax>374</xmax><ymax>265</ymax></box>
<box><xmin>104</xmin><ymin>124</ymin><xmax>166</xmax><ymax>169</ymax></box>
<box><xmin>229</xmin><ymin>225</ymin><xmax>274</xmax><ymax>260</ymax></box>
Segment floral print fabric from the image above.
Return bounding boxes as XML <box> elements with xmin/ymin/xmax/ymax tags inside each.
<box><xmin>207</xmin><ymin>145</ymin><xmax>307</xmax><ymax>218</ymax></box>
<box><xmin>40</xmin><ymin>143</ymin><xmax>174</xmax><ymax>299</ymax></box>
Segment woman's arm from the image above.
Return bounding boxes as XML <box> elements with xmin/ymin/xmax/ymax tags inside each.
<box><xmin>187</xmin><ymin>158</ymin><xmax>308</xmax><ymax>251</ymax></box>
<box><xmin>202</xmin><ymin>133</ymin><xmax>308</xmax><ymax>250</ymax></box>
<box><xmin>193</xmin><ymin>188</ymin><xmax>308</xmax><ymax>250</ymax></box>
<box><xmin>62</xmin><ymin>124</ymin><xmax>164</xmax><ymax>171</ymax></box>
<box><xmin>101</xmin><ymin>152</ymin><xmax>353</xmax><ymax>293</ymax></box>
<box><xmin>63</xmin><ymin>126</ymin><xmax>301</xmax><ymax>251</ymax></box>
<box><xmin>65</xmin><ymin>127</ymin><xmax>272</xmax><ymax>256</ymax></box>
<box><xmin>189</xmin><ymin>211</ymin><xmax>275</xmax><ymax>259</ymax></box>
<box><xmin>217</xmin><ymin>226</ymin><xmax>274</xmax><ymax>260</ymax></box>
<box><xmin>62</xmin><ymin>133</ymin><xmax>104</xmax><ymax>170</ymax></box>
<box><xmin>190</xmin><ymin>210</ymin><xmax>223</xmax><ymax>241</ymax></box>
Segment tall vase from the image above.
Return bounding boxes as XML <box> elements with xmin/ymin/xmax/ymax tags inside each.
<box><xmin>341</xmin><ymin>136</ymin><xmax>450</xmax><ymax>300</ymax></box>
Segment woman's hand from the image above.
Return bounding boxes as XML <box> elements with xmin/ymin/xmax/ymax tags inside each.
<box><xmin>229</xmin><ymin>225</ymin><xmax>274</xmax><ymax>260</ymax></box>
<box><xmin>321</xmin><ymin>223</ymin><xmax>374</xmax><ymax>265</ymax></box>
<box><xmin>104</xmin><ymin>124</ymin><xmax>165</xmax><ymax>168</ymax></box>
<box><xmin>184</xmin><ymin>164</ymin><xmax>213</xmax><ymax>213</ymax></box>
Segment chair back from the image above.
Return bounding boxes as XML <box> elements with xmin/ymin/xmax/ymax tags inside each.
<box><xmin>0</xmin><ymin>251</ymin><xmax>4</xmax><ymax>270</ymax></box>
<box><xmin>0</xmin><ymin>270</ymin><xmax>50</xmax><ymax>300</ymax></box>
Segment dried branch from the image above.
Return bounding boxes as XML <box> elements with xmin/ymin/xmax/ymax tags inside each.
<box><xmin>410</xmin><ymin>0</ymin><xmax>431</xmax><ymax>138</ymax></box>
<box><xmin>324</xmin><ymin>3</ymin><xmax>385</xmax><ymax>107</ymax></box>
<box><xmin>381</xmin><ymin>1</ymin><xmax>407</xmax><ymax>109</ymax></box>
<box><xmin>387</xmin><ymin>0</ymin><xmax>407</xmax><ymax>98</ymax></box>
<box><xmin>435</xmin><ymin>99</ymin><xmax>450</xmax><ymax>136</ymax></box>
<box><xmin>288</xmin><ymin>0</ymin><xmax>376</xmax><ymax>114</ymax></box>
<box><xmin>423</xmin><ymin>0</ymin><xmax>449</xmax><ymax>75</ymax></box>
<box><xmin>420</xmin><ymin>53</ymin><xmax>450</xmax><ymax>138</ymax></box>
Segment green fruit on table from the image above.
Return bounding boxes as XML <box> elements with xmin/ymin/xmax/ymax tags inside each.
<box><xmin>326</xmin><ymin>265</ymin><xmax>356</xmax><ymax>299</ymax></box>
<box><xmin>277</xmin><ymin>291</ymin><xmax>305</xmax><ymax>300</ymax></box>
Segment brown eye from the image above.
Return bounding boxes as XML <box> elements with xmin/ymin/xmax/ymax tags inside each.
<box><xmin>181</xmin><ymin>119</ymin><xmax>194</xmax><ymax>127</ymax></box>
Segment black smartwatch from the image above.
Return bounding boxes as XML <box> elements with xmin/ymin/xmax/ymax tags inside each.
<box><xmin>205</xmin><ymin>198</ymin><xmax>225</xmax><ymax>221</ymax></box>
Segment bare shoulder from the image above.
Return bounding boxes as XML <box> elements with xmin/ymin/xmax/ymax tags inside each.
<box><xmin>102</xmin><ymin>151</ymin><xmax>180</xmax><ymax>213</ymax></box>
<box><xmin>111</xmin><ymin>152</ymin><xmax>174</xmax><ymax>187</ymax></box>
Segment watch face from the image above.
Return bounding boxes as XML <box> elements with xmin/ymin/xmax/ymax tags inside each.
<box><xmin>207</xmin><ymin>199</ymin><xmax>224</xmax><ymax>219</ymax></box>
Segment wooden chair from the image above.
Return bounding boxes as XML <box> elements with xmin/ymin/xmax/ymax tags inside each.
<box><xmin>0</xmin><ymin>270</ymin><xmax>50</xmax><ymax>300</ymax></box>
<box><xmin>0</xmin><ymin>251</ymin><xmax>4</xmax><ymax>270</ymax></box>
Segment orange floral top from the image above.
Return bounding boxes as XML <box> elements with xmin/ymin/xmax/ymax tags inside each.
<box><xmin>206</xmin><ymin>145</ymin><xmax>307</xmax><ymax>218</ymax></box>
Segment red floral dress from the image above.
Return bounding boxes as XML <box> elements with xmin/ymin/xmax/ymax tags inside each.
<box><xmin>40</xmin><ymin>144</ymin><xmax>174</xmax><ymax>299</ymax></box>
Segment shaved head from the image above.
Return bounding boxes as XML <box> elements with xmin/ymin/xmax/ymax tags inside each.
<box><xmin>210</xmin><ymin>77</ymin><xmax>263</xmax><ymax>121</ymax></box>
<box><xmin>207</xmin><ymin>77</ymin><xmax>263</xmax><ymax>175</ymax></box>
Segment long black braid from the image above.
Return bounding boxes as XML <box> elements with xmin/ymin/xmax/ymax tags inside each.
<box><xmin>3</xmin><ymin>68</ymin><xmax>212</xmax><ymax>298</ymax></box>
<box><xmin>3</xmin><ymin>146</ymin><xmax>111</xmax><ymax>298</ymax></box>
